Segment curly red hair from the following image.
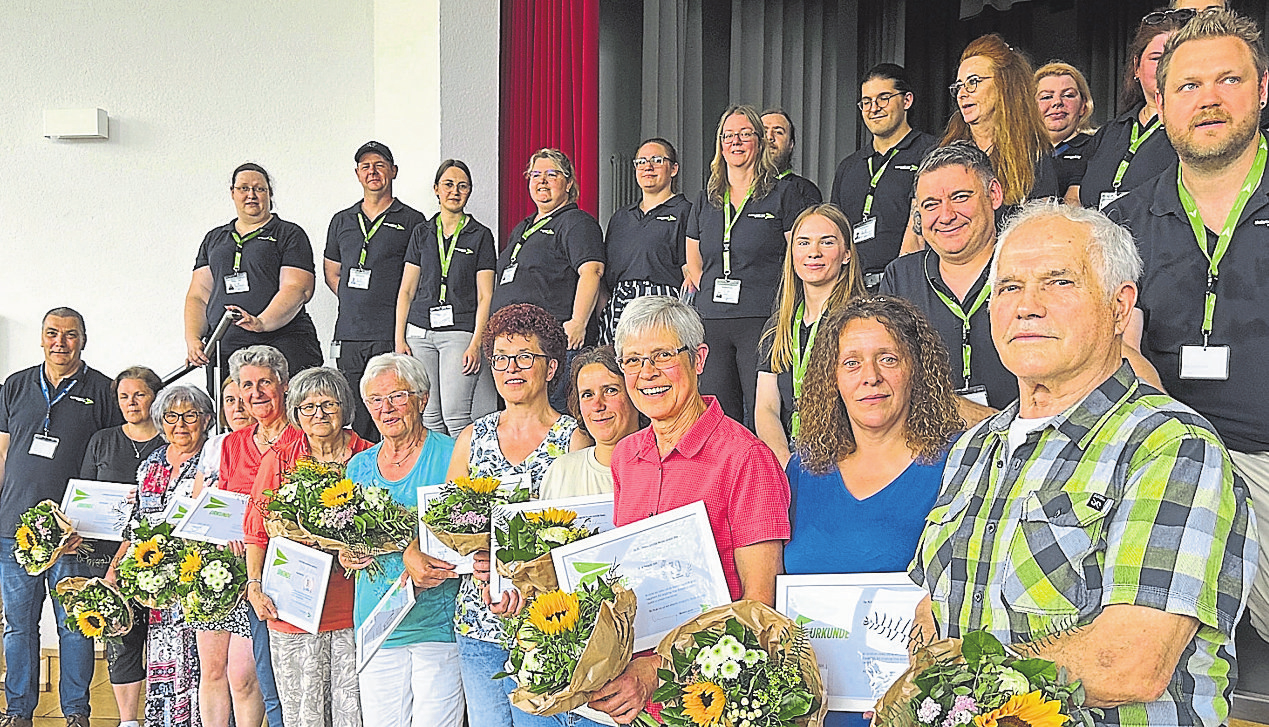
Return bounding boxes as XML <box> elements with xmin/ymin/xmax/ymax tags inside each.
<box><xmin>481</xmin><ymin>304</ymin><xmax>568</xmax><ymax>372</ymax></box>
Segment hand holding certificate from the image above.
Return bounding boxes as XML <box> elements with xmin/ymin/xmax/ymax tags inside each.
<box><xmin>61</xmin><ymin>479</ymin><xmax>134</xmax><ymax>541</ymax></box>
<box><xmin>172</xmin><ymin>488</ymin><xmax>248</xmax><ymax>545</ymax></box>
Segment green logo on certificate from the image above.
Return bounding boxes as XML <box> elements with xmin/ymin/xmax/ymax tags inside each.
<box><xmin>207</xmin><ymin>497</ymin><xmax>227</xmax><ymax>511</ymax></box>
<box><xmin>273</xmin><ymin>550</ymin><xmax>289</xmax><ymax>567</ymax></box>
<box><xmin>571</xmin><ymin>561</ymin><xmax>611</xmax><ymax>585</ymax></box>
<box><xmin>73</xmin><ymin>489</ymin><xmax>89</xmax><ymax>503</ymax></box>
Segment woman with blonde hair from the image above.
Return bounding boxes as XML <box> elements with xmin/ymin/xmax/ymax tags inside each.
<box><xmin>1034</xmin><ymin>61</ymin><xmax>1099</xmax><ymax>199</ymax></box>
<box><xmin>756</xmin><ymin>204</ymin><xmax>865</xmax><ymax>467</ymax></box>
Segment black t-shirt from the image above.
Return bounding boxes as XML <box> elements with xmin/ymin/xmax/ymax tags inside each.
<box><xmin>780</xmin><ymin>172</ymin><xmax>823</xmax><ymax>217</ymax></box>
<box><xmin>880</xmin><ymin>251</ymin><xmax>1019</xmax><ymax>408</ymax></box>
<box><xmin>80</xmin><ymin>426</ymin><xmax>162</xmax><ymax>484</ymax></box>
<box><xmin>406</xmin><ymin>214</ymin><xmax>498</xmax><ymax>332</ymax></box>
<box><xmin>758</xmin><ymin>317</ymin><xmax>810</xmax><ymax>434</ymax></box>
<box><xmin>603</xmin><ymin>195</ymin><xmax>692</xmax><ymax>289</ymax></box>
<box><xmin>1079</xmin><ymin>105</ymin><xmax>1176</xmax><ymax>208</ymax></box>
<box><xmin>492</xmin><ymin>204</ymin><xmax>606</xmax><ymax>321</ymax></box>
<box><xmin>1106</xmin><ymin>163</ymin><xmax>1269</xmax><ymax>452</ymax></box>
<box><xmin>324</xmin><ymin>199</ymin><xmax>428</xmax><ymax>341</ymax></box>
<box><xmin>687</xmin><ymin>178</ymin><xmax>803</xmax><ymax>320</ymax></box>
<box><xmin>831</xmin><ymin>130</ymin><xmax>939</xmax><ymax>275</ymax></box>
<box><xmin>0</xmin><ymin>364</ymin><xmax>123</xmax><ymax>537</ymax></box>
<box><xmin>193</xmin><ymin>215</ymin><xmax>317</xmax><ymax>347</ymax></box>
<box><xmin>1052</xmin><ymin>131</ymin><xmax>1098</xmax><ymax>193</ymax></box>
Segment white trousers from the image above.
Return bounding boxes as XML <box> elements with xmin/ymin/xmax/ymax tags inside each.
<box><xmin>1231</xmin><ymin>450</ymin><xmax>1269</xmax><ymax>641</ymax></box>
<box><xmin>358</xmin><ymin>640</ymin><xmax>465</xmax><ymax>727</ymax></box>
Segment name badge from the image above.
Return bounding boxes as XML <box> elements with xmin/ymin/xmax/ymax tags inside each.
<box><xmin>224</xmin><ymin>272</ymin><xmax>249</xmax><ymax>294</ymax></box>
<box><xmin>29</xmin><ymin>434</ymin><xmax>59</xmax><ymax>459</ymax></box>
<box><xmin>330</xmin><ymin>340</ymin><xmax>342</xmax><ymax>360</ymax></box>
<box><xmin>1179</xmin><ymin>345</ymin><xmax>1230</xmax><ymax>380</ymax></box>
<box><xmin>348</xmin><ymin>268</ymin><xmax>372</xmax><ymax>290</ymax></box>
<box><xmin>854</xmin><ymin>217</ymin><xmax>877</xmax><ymax>243</ymax></box>
<box><xmin>429</xmin><ymin>305</ymin><xmax>455</xmax><ymax>328</ymax></box>
<box><xmin>1098</xmin><ymin>191</ymin><xmax>1125</xmax><ymax>210</ymax></box>
<box><xmin>957</xmin><ymin>385</ymin><xmax>989</xmax><ymax>406</ymax></box>
<box><xmin>713</xmin><ymin>278</ymin><xmax>742</xmax><ymax>304</ymax></box>
<box><xmin>501</xmin><ymin>264</ymin><xmax>518</xmax><ymax>285</ymax></box>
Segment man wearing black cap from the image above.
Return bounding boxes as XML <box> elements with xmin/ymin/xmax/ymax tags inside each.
<box><xmin>323</xmin><ymin>141</ymin><xmax>426</xmax><ymax>440</ymax></box>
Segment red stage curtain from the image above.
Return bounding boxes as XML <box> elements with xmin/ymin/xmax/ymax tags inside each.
<box><xmin>499</xmin><ymin>0</ymin><xmax>600</xmax><ymax>245</ymax></box>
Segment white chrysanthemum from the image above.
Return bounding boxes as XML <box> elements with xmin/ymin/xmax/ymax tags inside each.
<box><xmin>743</xmin><ymin>649</ymin><xmax>763</xmax><ymax>666</ymax></box>
<box><xmin>719</xmin><ymin>636</ymin><xmax>745</xmax><ymax>661</ymax></box>
<box><xmin>201</xmin><ymin>561</ymin><xmax>233</xmax><ymax>591</ymax></box>
<box><xmin>719</xmin><ymin>660</ymin><xmax>741</xmax><ymax>680</ymax></box>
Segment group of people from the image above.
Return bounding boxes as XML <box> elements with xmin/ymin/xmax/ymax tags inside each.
<box><xmin>2</xmin><ymin>2</ymin><xmax>1267</xmax><ymax>727</ymax></box>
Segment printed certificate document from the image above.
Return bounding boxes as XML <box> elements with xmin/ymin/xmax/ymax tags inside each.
<box><xmin>262</xmin><ymin>537</ymin><xmax>334</xmax><ymax>634</ymax></box>
<box><xmin>490</xmin><ymin>493</ymin><xmax>615</xmax><ymax>595</ymax></box>
<box><xmin>355</xmin><ymin>573</ymin><xmax>417</xmax><ymax>672</ymax></box>
<box><xmin>60</xmin><ymin>479</ymin><xmax>134</xmax><ymax>540</ymax></box>
<box><xmin>172</xmin><ymin>488</ymin><xmax>249</xmax><ymax>545</ymax></box>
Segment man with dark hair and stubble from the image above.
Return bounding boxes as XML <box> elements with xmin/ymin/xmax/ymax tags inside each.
<box><xmin>761</xmin><ymin>108</ymin><xmax>823</xmax><ymax>214</ymax></box>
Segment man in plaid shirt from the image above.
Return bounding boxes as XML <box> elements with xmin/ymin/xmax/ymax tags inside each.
<box><xmin>910</xmin><ymin>202</ymin><xmax>1256</xmax><ymax>727</ymax></box>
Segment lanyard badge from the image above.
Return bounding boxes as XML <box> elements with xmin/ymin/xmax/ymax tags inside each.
<box><xmin>502</xmin><ymin>215</ymin><xmax>552</xmax><ymax>285</ymax></box>
<box><xmin>714</xmin><ymin>187</ymin><xmax>751</xmax><ymax>304</ymax></box>
<box><xmin>349</xmin><ymin>212</ymin><xmax>388</xmax><ymax>289</ymax></box>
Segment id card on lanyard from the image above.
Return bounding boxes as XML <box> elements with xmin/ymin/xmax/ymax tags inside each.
<box><xmin>226</xmin><ymin>225</ymin><xmax>267</xmax><ymax>294</ymax></box>
<box><xmin>856</xmin><ymin>147</ymin><xmax>899</xmax><ymax>243</ymax></box>
<box><xmin>1100</xmin><ymin>117</ymin><xmax>1162</xmax><ymax>210</ymax></box>
<box><xmin>350</xmin><ymin>211</ymin><xmax>387</xmax><ymax>289</ymax></box>
<box><xmin>713</xmin><ymin>187</ymin><xmax>750</xmax><ymax>304</ymax></box>
<box><xmin>789</xmin><ymin>303</ymin><xmax>819</xmax><ymax>437</ymax></box>
<box><xmin>502</xmin><ymin>215</ymin><xmax>552</xmax><ymax>285</ymax></box>
<box><xmin>431</xmin><ymin>215</ymin><xmax>467</xmax><ymax>328</ymax></box>
<box><xmin>927</xmin><ymin>251</ymin><xmax>991</xmax><ymax>392</ymax></box>
<box><xmin>30</xmin><ymin>373</ymin><xmax>79</xmax><ymax>458</ymax></box>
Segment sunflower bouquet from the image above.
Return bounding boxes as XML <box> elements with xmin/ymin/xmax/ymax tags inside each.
<box><xmin>494</xmin><ymin>507</ymin><xmax>600</xmax><ymax>598</ymax></box>
<box><xmin>178</xmin><ymin>541</ymin><xmax>248</xmax><ymax>623</ymax></box>
<box><xmin>115</xmin><ymin>520</ymin><xmax>185</xmax><ymax>608</ymax></box>
<box><xmin>873</xmin><ymin>631</ymin><xmax>1093</xmax><ymax>727</ymax></box>
<box><xmin>14</xmin><ymin>499</ymin><xmax>83</xmax><ymax>575</ymax></box>
<box><xmin>653</xmin><ymin>600</ymin><xmax>825</xmax><ymax>727</ymax></box>
<box><xmin>421</xmin><ymin>476</ymin><xmax>530</xmax><ymax>556</ymax></box>
<box><xmin>53</xmin><ymin>577</ymin><xmax>133</xmax><ymax>641</ymax></box>
<box><xmin>496</xmin><ymin>573</ymin><xmax>637</xmax><ymax>715</ymax></box>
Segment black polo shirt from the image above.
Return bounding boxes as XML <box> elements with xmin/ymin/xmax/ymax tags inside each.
<box><xmin>1051</xmin><ymin>131</ymin><xmax>1098</xmax><ymax>193</ymax></box>
<box><xmin>603</xmin><ymin>194</ymin><xmax>691</xmax><ymax>290</ymax></box>
<box><xmin>0</xmin><ymin>363</ymin><xmax>122</xmax><ymax>537</ymax></box>
<box><xmin>1078</xmin><ymin>104</ymin><xmax>1176</xmax><ymax>209</ymax></box>
<box><xmin>831</xmin><ymin>130</ymin><xmax>939</xmax><ymax>275</ymax></box>
<box><xmin>779</xmin><ymin>172</ymin><xmax>823</xmax><ymax>217</ymax></box>
<box><xmin>193</xmin><ymin>215</ymin><xmax>317</xmax><ymax>346</ymax></box>
<box><xmin>491</xmin><ymin>204</ymin><xmax>605</xmax><ymax>321</ymax></box>
<box><xmin>880</xmin><ymin>250</ymin><xmax>1018</xmax><ymax>408</ymax></box>
<box><xmin>1105</xmin><ymin>162</ymin><xmax>1269</xmax><ymax>452</ymax></box>
<box><xmin>687</xmin><ymin>177</ymin><xmax>803</xmax><ymax>320</ymax></box>
<box><xmin>406</xmin><ymin>214</ymin><xmax>498</xmax><ymax>332</ymax></box>
<box><xmin>757</xmin><ymin>317</ymin><xmax>806</xmax><ymax>434</ymax></box>
<box><xmin>324</xmin><ymin>198</ymin><xmax>427</xmax><ymax>341</ymax></box>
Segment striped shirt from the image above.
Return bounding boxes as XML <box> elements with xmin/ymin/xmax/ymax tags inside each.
<box><xmin>910</xmin><ymin>363</ymin><xmax>1256</xmax><ymax>727</ymax></box>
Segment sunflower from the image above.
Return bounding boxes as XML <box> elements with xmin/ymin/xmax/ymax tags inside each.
<box><xmin>15</xmin><ymin>525</ymin><xmax>36</xmax><ymax>550</ymax></box>
<box><xmin>135</xmin><ymin>537</ymin><xmax>164</xmax><ymax>567</ymax></box>
<box><xmin>319</xmin><ymin>478</ymin><xmax>356</xmax><ymax>508</ymax></box>
<box><xmin>525</xmin><ymin>508</ymin><xmax>577</xmax><ymax>526</ymax></box>
<box><xmin>454</xmin><ymin>476</ymin><xmax>500</xmax><ymax>495</ymax></box>
<box><xmin>180</xmin><ymin>550</ymin><xmax>202</xmax><ymax>583</ymax></box>
<box><xmin>973</xmin><ymin>691</ymin><xmax>1066</xmax><ymax>727</ymax></box>
<box><xmin>682</xmin><ymin>681</ymin><xmax>726</xmax><ymax>726</ymax></box>
<box><xmin>77</xmin><ymin>610</ymin><xmax>105</xmax><ymax>638</ymax></box>
<box><xmin>526</xmin><ymin>590</ymin><xmax>580</xmax><ymax>635</ymax></box>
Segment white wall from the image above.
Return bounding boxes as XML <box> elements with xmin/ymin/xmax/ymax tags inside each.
<box><xmin>440</xmin><ymin>0</ymin><xmax>501</xmax><ymax>231</ymax></box>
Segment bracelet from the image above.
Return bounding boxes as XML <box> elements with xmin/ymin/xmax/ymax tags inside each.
<box><xmin>246</xmin><ymin>579</ymin><xmax>262</xmax><ymax>588</ymax></box>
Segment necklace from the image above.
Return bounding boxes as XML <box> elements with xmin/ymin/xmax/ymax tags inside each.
<box><xmin>381</xmin><ymin>432</ymin><xmax>424</xmax><ymax>468</ymax></box>
<box><xmin>255</xmin><ymin>424</ymin><xmax>286</xmax><ymax>448</ymax></box>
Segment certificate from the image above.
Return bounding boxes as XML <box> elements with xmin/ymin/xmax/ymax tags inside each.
<box><xmin>490</xmin><ymin>493</ymin><xmax>615</xmax><ymax>595</ymax></box>
<box><xmin>262</xmin><ymin>537</ymin><xmax>333</xmax><ymax>634</ymax></box>
<box><xmin>776</xmin><ymin>573</ymin><xmax>927</xmax><ymax>711</ymax></box>
<box><xmin>417</xmin><ymin>485</ymin><xmax>476</xmax><ymax>575</ymax></box>
<box><xmin>355</xmin><ymin>572</ymin><xmax>417</xmax><ymax>673</ymax></box>
<box><xmin>551</xmin><ymin>500</ymin><xmax>730</xmax><ymax>652</ymax></box>
<box><xmin>172</xmin><ymin>488</ymin><xmax>249</xmax><ymax>545</ymax></box>
<box><xmin>60</xmin><ymin>479</ymin><xmax>134</xmax><ymax>540</ymax></box>
<box><xmin>161</xmin><ymin>496</ymin><xmax>197</xmax><ymax>526</ymax></box>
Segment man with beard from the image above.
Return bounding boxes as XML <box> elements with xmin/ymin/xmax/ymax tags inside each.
<box><xmin>760</xmin><ymin>108</ymin><xmax>822</xmax><ymax>215</ymax></box>
<box><xmin>1107</xmin><ymin>8</ymin><xmax>1269</xmax><ymax>646</ymax></box>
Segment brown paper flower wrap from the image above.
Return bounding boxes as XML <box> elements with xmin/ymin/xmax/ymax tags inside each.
<box><xmin>54</xmin><ymin>577</ymin><xmax>133</xmax><ymax>639</ymax></box>
<box><xmin>15</xmin><ymin>500</ymin><xmax>82</xmax><ymax>576</ymax></box>
<box><xmin>495</xmin><ymin>552</ymin><xmax>558</xmax><ymax>600</ymax></box>
<box><xmin>426</xmin><ymin>527</ymin><xmax>491</xmax><ymax>557</ymax></box>
<box><xmin>504</xmin><ymin>581</ymin><xmax>638</xmax><ymax>716</ymax></box>
<box><xmin>421</xmin><ymin>476</ymin><xmax>531</xmax><ymax>557</ymax></box>
<box><xmin>872</xmin><ymin>637</ymin><xmax>964</xmax><ymax>727</ymax></box>
<box><xmin>263</xmin><ymin>516</ymin><xmax>404</xmax><ymax>557</ymax></box>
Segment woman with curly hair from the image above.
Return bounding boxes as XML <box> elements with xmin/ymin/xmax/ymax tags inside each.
<box><xmin>784</xmin><ymin>295</ymin><xmax>963</xmax><ymax>727</ymax></box>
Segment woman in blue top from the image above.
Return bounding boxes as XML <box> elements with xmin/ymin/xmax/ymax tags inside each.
<box><xmin>785</xmin><ymin>295</ymin><xmax>963</xmax><ymax>727</ymax></box>
<box><xmin>339</xmin><ymin>353</ymin><xmax>461</xmax><ymax>726</ymax></box>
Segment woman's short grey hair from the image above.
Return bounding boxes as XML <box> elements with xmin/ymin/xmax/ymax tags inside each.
<box><xmin>285</xmin><ymin>367</ymin><xmax>355</xmax><ymax>428</ymax></box>
<box><xmin>151</xmin><ymin>384</ymin><xmax>215</xmax><ymax>439</ymax></box>
<box><xmin>992</xmin><ymin>200</ymin><xmax>1143</xmax><ymax>300</ymax></box>
<box><xmin>360</xmin><ymin>353</ymin><xmax>432</xmax><ymax>400</ymax></box>
<box><xmin>613</xmin><ymin>296</ymin><xmax>705</xmax><ymax>361</ymax></box>
<box><xmin>914</xmin><ymin>141</ymin><xmax>998</xmax><ymax>196</ymax></box>
<box><xmin>229</xmin><ymin>345</ymin><xmax>290</xmax><ymax>385</ymax></box>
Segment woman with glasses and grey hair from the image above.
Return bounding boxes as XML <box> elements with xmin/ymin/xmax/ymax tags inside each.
<box><xmin>243</xmin><ymin>367</ymin><xmax>372</xmax><ymax>727</ymax></box>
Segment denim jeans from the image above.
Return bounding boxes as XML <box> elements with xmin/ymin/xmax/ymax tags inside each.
<box><xmin>455</xmin><ymin>634</ymin><xmax>610</xmax><ymax>727</ymax></box>
<box><xmin>406</xmin><ymin>326</ymin><xmax>499</xmax><ymax>437</ymax></box>
<box><xmin>248</xmin><ymin>607</ymin><xmax>284</xmax><ymax>727</ymax></box>
<box><xmin>0</xmin><ymin>536</ymin><xmax>107</xmax><ymax>719</ymax></box>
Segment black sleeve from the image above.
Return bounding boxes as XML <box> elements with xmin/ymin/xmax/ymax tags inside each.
<box><xmin>193</xmin><ymin>230</ymin><xmax>215</xmax><ymax>270</ymax></box>
<box><xmin>404</xmin><ymin>222</ymin><xmax>427</xmax><ymax>267</ymax></box>
<box><xmin>757</xmin><ymin>316</ymin><xmax>779</xmax><ymax>374</ymax></box>
<box><xmin>79</xmin><ymin>430</ymin><xmax>104</xmax><ymax>481</ymax></box>
<box><xmin>563</xmin><ymin>213</ymin><xmax>605</xmax><ymax>270</ymax></box>
<box><xmin>686</xmin><ymin>192</ymin><xmax>705</xmax><ymax>239</ymax></box>
<box><xmin>278</xmin><ymin>223</ymin><xmax>316</xmax><ymax>273</ymax></box>
<box><xmin>323</xmin><ymin>214</ymin><xmax>342</xmax><ymax>263</ymax></box>
<box><xmin>475</xmin><ymin>227</ymin><xmax>498</xmax><ymax>272</ymax></box>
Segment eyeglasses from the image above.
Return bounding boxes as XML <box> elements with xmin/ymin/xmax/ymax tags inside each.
<box><xmin>163</xmin><ymin>411</ymin><xmax>207</xmax><ymax>425</ymax></box>
<box><xmin>618</xmin><ymin>346</ymin><xmax>690</xmax><ymax>374</ymax></box>
<box><xmin>527</xmin><ymin>169</ymin><xmax>568</xmax><ymax>181</ymax></box>
<box><xmin>438</xmin><ymin>180</ymin><xmax>472</xmax><ymax>193</ymax></box>
<box><xmin>858</xmin><ymin>92</ymin><xmax>903</xmax><ymax>111</ymax></box>
<box><xmin>297</xmin><ymin>400</ymin><xmax>341</xmax><ymax>417</ymax></box>
<box><xmin>1142</xmin><ymin>8</ymin><xmax>1196</xmax><ymax>25</ymax></box>
<box><xmin>632</xmin><ymin>155</ymin><xmax>672</xmax><ymax>168</ymax></box>
<box><xmin>365</xmin><ymin>390</ymin><xmax>414</xmax><ymax>410</ymax></box>
<box><xmin>232</xmin><ymin>185</ymin><xmax>269</xmax><ymax>195</ymax></box>
<box><xmin>720</xmin><ymin>129</ymin><xmax>758</xmax><ymax>144</ymax></box>
<box><xmin>949</xmin><ymin>75</ymin><xmax>993</xmax><ymax>98</ymax></box>
<box><xmin>491</xmin><ymin>352</ymin><xmax>550</xmax><ymax>371</ymax></box>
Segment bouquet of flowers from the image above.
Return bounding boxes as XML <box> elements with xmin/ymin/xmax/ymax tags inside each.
<box><xmin>115</xmin><ymin>520</ymin><xmax>185</xmax><ymax>608</ymax></box>
<box><xmin>178</xmin><ymin>541</ymin><xmax>248</xmax><ymax>623</ymax></box>
<box><xmin>14</xmin><ymin>500</ymin><xmax>83</xmax><ymax>575</ymax></box>
<box><xmin>263</xmin><ymin>458</ymin><xmax>417</xmax><ymax>557</ymax></box>
<box><xmin>873</xmin><ymin>630</ymin><xmax>1093</xmax><ymax>727</ymax></box>
<box><xmin>421</xmin><ymin>475</ymin><xmax>530</xmax><ymax>556</ymax></box>
<box><xmin>653</xmin><ymin>600</ymin><xmax>825</xmax><ymax>727</ymax></box>
<box><xmin>54</xmin><ymin>577</ymin><xmax>133</xmax><ymax>640</ymax></box>
<box><xmin>496</xmin><ymin>573</ymin><xmax>637</xmax><ymax>715</ymax></box>
<box><xmin>494</xmin><ymin>507</ymin><xmax>600</xmax><ymax>598</ymax></box>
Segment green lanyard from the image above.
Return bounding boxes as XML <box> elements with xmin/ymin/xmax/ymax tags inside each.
<box><xmin>355</xmin><ymin>212</ymin><xmax>388</xmax><ymax>269</ymax></box>
<box><xmin>862</xmin><ymin>147</ymin><xmax>900</xmax><ymax>218</ymax></box>
<box><xmin>1178</xmin><ymin>134</ymin><xmax>1267</xmax><ymax>346</ymax></box>
<box><xmin>230</xmin><ymin>226</ymin><xmax>267</xmax><ymax>273</ymax></box>
<box><xmin>928</xmin><ymin>254</ymin><xmax>991</xmax><ymax>382</ymax></box>
<box><xmin>1112</xmin><ymin>117</ymin><xmax>1162</xmax><ymax>190</ymax></box>
<box><xmin>722</xmin><ymin>187</ymin><xmax>751</xmax><ymax>278</ymax></box>
<box><xmin>776</xmin><ymin>169</ymin><xmax>791</xmax><ymax>179</ymax></box>
<box><xmin>508</xmin><ymin>215</ymin><xmax>553</xmax><ymax>267</ymax></box>
<box><xmin>435</xmin><ymin>215</ymin><xmax>468</xmax><ymax>303</ymax></box>
<box><xmin>789</xmin><ymin>302</ymin><xmax>820</xmax><ymax>438</ymax></box>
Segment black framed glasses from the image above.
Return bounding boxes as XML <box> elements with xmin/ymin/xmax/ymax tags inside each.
<box><xmin>858</xmin><ymin>92</ymin><xmax>902</xmax><ymax>111</ymax></box>
<box><xmin>297</xmin><ymin>401</ymin><xmax>341</xmax><ymax>417</ymax></box>
<box><xmin>491</xmin><ymin>352</ymin><xmax>550</xmax><ymax>371</ymax></box>
<box><xmin>949</xmin><ymin>75</ymin><xmax>993</xmax><ymax>98</ymax></box>
<box><xmin>720</xmin><ymin>129</ymin><xmax>758</xmax><ymax>144</ymax></box>
<box><xmin>1142</xmin><ymin>8</ymin><xmax>1196</xmax><ymax>25</ymax></box>
<box><xmin>163</xmin><ymin>411</ymin><xmax>208</xmax><ymax>424</ymax></box>
<box><xmin>232</xmin><ymin>185</ymin><xmax>269</xmax><ymax>195</ymax></box>
<box><xmin>618</xmin><ymin>346</ymin><xmax>690</xmax><ymax>374</ymax></box>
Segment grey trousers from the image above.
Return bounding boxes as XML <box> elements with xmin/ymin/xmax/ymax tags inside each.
<box><xmin>406</xmin><ymin>325</ymin><xmax>499</xmax><ymax>436</ymax></box>
<box><xmin>1231</xmin><ymin>449</ymin><xmax>1269</xmax><ymax>641</ymax></box>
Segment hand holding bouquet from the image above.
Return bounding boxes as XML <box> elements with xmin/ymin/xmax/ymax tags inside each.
<box><xmin>54</xmin><ymin>577</ymin><xmax>133</xmax><ymax>640</ymax></box>
<box><xmin>422</xmin><ymin>475</ymin><xmax>530</xmax><ymax>556</ymax></box>
<box><xmin>495</xmin><ymin>507</ymin><xmax>599</xmax><ymax>598</ymax></box>
<box><xmin>179</xmin><ymin>541</ymin><xmax>248</xmax><ymax>623</ymax></box>
<box><xmin>116</xmin><ymin>520</ymin><xmax>185</xmax><ymax>608</ymax></box>
<box><xmin>14</xmin><ymin>500</ymin><xmax>84</xmax><ymax>575</ymax></box>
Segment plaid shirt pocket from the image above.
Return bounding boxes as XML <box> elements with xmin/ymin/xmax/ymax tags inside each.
<box><xmin>1002</xmin><ymin>488</ymin><xmax>1111</xmax><ymax>620</ymax></box>
<box><xmin>919</xmin><ymin>491</ymin><xmax>972</xmax><ymax>607</ymax></box>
